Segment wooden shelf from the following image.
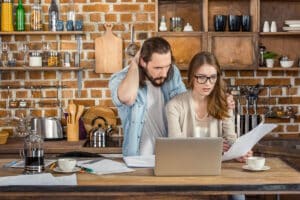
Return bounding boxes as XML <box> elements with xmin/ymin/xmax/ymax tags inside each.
<box><xmin>156</xmin><ymin>31</ymin><xmax>205</xmax><ymax>37</ymax></box>
<box><xmin>260</xmin><ymin>32</ymin><xmax>300</xmax><ymax>36</ymax></box>
<box><xmin>257</xmin><ymin>67</ymin><xmax>300</xmax><ymax>71</ymax></box>
<box><xmin>0</xmin><ymin>67</ymin><xmax>85</xmax><ymax>71</ymax></box>
<box><xmin>0</xmin><ymin>31</ymin><xmax>84</xmax><ymax>35</ymax></box>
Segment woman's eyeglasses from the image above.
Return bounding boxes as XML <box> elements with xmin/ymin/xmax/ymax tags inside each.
<box><xmin>194</xmin><ymin>74</ymin><xmax>217</xmax><ymax>84</ymax></box>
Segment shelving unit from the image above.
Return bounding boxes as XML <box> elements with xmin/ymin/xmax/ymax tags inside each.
<box><xmin>0</xmin><ymin>31</ymin><xmax>83</xmax><ymax>35</ymax></box>
<box><xmin>156</xmin><ymin>0</ymin><xmax>300</xmax><ymax>70</ymax></box>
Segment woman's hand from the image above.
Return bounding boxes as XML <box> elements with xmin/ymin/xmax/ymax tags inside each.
<box><xmin>226</xmin><ymin>94</ymin><xmax>235</xmax><ymax>110</ymax></box>
<box><xmin>235</xmin><ymin>150</ymin><xmax>253</xmax><ymax>163</ymax></box>
<box><xmin>222</xmin><ymin>140</ymin><xmax>231</xmax><ymax>153</ymax></box>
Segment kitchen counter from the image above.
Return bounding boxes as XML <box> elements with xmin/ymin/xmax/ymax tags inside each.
<box><xmin>0</xmin><ymin>157</ymin><xmax>299</xmax><ymax>199</ymax></box>
<box><xmin>0</xmin><ymin>137</ymin><xmax>122</xmax><ymax>157</ymax></box>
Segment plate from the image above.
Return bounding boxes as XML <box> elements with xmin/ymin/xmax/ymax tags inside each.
<box><xmin>53</xmin><ymin>166</ymin><xmax>81</xmax><ymax>173</ymax></box>
<box><xmin>282</xmin><ymin>26</ymin><xmax>300</xmax><ymax>31</ymax></box>
<box><xmin>285</xmin><ymin>20</ymin><xmax>300</xmax><ymax>25</ymax></box>
<box><xmin>242</xmin><ymin>165</ymin><xmax>270</xmax><ymax>171</ymax></box>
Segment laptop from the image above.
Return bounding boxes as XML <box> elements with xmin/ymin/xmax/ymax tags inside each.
<box><xmin>154</xmin><ymin>137</ymin><xmax>223</xmax><ymax>176</ymax></box>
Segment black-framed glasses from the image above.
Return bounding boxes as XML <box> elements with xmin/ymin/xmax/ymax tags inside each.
<box><xmin>194</xmin><ymin>74</ymin><xmax>218</xmax><ymax>84</ymax></box>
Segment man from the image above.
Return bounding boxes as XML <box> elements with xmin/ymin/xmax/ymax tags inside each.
<box><xmin>109</xmin><ymin>37</ymin><xmax>186</xmax><ymax>156</ymax></box>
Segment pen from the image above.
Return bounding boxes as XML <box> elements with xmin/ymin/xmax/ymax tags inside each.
<box><xmin>3</xmin><ymin>160</ymin><xmax>17</xmax><ymax>168</ymax></box>
<box><xmin>78</xmin><ymin>166</ymin><xmax>94</xmax><ymax>173</ymax></box>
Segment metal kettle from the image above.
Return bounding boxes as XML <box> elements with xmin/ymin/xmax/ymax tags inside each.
<box><xmin>89</xmin><ymin>116</ymin><xmax>112</xmax><ymax>147</ymax></box>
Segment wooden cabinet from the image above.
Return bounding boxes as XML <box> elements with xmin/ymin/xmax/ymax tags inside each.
<box><xmin>156</xmin><ymin>0</ymin><xmax>300</xmax><ymax>70</ymax></box>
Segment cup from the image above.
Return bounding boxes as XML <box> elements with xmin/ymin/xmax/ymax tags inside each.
<box><xmin>58</xmin><ymin>158</ymin><xmax>77</xmax><ymax>172</ymax></box>
<box><xmin>228</xmin><ymin>15</ymin><xmax>241</xmax><ymax>31</ymax></box>
<box><xmin>56</xmin><ymin>20</ymin><xmax>64</xmax><ymax>31</ymax></box>
<box><xmin>246</xmin><ymin>156</ymin><xmax>265</xmax><ymax>170</ymax></box>
<box><xmin>241</xmin><ymin>15</ymin><xmax>251</xmax><ymax>32</ymax></box>
<box><xmin>75</xmin><ymin>20</ymin><xmax>83</xmax><ymax>31</ymax></box>
<box><xmin>66</xmin><ymin>20</ymin><xmax>74</xmax><ymax>31</ymax></box>
<box><xmin>214</xmin><ymin>15</ymin><xmax>227</xmax><ymax>31</ymax></box>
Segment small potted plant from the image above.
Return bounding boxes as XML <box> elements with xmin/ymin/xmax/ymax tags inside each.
<box><xmin>263</xmin><ymin>51</ymin><xmax>278</xmax><ymax>68</ymax></box>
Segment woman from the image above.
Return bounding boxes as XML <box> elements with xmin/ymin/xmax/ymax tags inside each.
<box><xmin>166</xmin><ymin>52</ymin><xmax>252</xmax><ymax>158</ymax></box>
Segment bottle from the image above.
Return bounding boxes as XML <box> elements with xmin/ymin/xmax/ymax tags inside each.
<box><xmin>1</xmin><ymin>0</ymin><xmax>14</xmax><ymax>32</ymax></box>
<box><xmin>259</xmin><ymin>44</ymin><xmax>266</xmax><ymax>67</ymax></box>
<box><xmin>159</xmin><ymin>15</ymin><xmax>167</xmax><ymax>31</ymax></box>
<box><xmin>270</xmin><ymin>21</ymin><xmax>277</xmax><ymax>32</ymax></box>
<box><xmin>67</xmin><ymin>0</ymin><xmax>76</xmax><ymax>27</ymax></box>
<box><xmin>16</xmin><ymin>0</ymin><xmax>25</xmax><ymax>31</ymax></box>
<box><xmin>48</xmin><ymin>0</ymin><xmax>59</xmax><ymax>31</ymax></box>
<box><xmin>31</xmin><ymin>0</ymin><xmax>43</xmax><ymax>31</ymax></box>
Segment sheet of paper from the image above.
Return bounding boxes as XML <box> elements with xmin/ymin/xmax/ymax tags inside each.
<box><xmin>77</xmin><ymin>159</ymin><xmax>135</xmax><ymax>175</ymax></box>
<box><xmin>123</xmin><ymin>155</ymin><xmax>155</xmax><ymax>168</ymax></box>
<box><xmin>0</xmin><ymin>173</ymin><xmax>77</xmax><ymax>186</ymax></box>
<box><xmin>10</xmin><ymin>159</ymin><xmax>56</xmax><ymax>168</ymax></box>
<box><xmin>222</xmin><ymin>123</ymin><xmax>277</xmax><ymax>161</ymax></box>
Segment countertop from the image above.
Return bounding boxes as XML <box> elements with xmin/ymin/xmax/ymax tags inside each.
<box><xmin>0</xmin><ymin>137</ymin><xmax>122</xmax><ymax>157</ymax></box>
<box><xmin>0</xmin><ymin>157</ymin><xmax>299</xmax><ymax>199</ymax></box>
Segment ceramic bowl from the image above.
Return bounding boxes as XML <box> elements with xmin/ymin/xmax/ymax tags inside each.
<box><xmin>280</xmin><ymin>60</ymin><xmax>294</xmax><ymax>68</ymax></box>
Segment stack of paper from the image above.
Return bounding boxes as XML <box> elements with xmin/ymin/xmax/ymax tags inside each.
<box><xmin>77</xmin><ymin>159</ymin><xmax>134</xmax><ymax>175</ymax></box>
<box><xmin>0</xmin><ymin>173</ymin><xmax>77</xmax><ymax>186</ymax></box>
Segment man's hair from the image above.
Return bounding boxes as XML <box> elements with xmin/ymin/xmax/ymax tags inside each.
<box><xmin>138</xmin><ymin>37</ymin><xmax>174</xmax><ymax>86</ymax></box>
<box><xmin>187</xmin><ymin>51</ymin><xmax>229</xmax><ymax>120</ymax></box>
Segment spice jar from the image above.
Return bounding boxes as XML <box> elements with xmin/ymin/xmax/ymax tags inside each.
<box><xmin>9</xmin><ymin>100</ymin><xmax>19</xmax><ymax>108</ymax></box>
<box><xmin>29</xmin><ymin>51</ymin><xmax>42</xmax><ymax>67</ymax></box>
<box><xmin>1</xmin><ymin>0</ymin><xmax>14</xmax><ymax>32</ymax></box>
<box><xmin>48</xmin><ymin>51</ymin><xmax>58</xmax><ymax>67</ymax></box>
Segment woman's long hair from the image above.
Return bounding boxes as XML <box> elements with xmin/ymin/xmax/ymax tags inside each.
<box><xmin>187</xmin><ymin>52</ymin><xmax>229</xmax><ymax>120</ymax></box>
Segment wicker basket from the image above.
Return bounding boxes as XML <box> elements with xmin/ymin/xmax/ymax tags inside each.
<box><xmin>0</xmin><ymin>131</ymin><xmax>9</xmax><ymax>144</ymax></box>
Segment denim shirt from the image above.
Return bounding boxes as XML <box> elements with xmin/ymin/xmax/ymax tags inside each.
<box><xmin>109</xmin><ymin>65</ymin><xmax>186</xmax><ymax>156</ymax></box>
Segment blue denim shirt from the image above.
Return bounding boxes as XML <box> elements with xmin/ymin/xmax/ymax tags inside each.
<box><xmin>109</xmin><ymin>65</ymin><xmax>186</xmax><ymax>156</ymax></box>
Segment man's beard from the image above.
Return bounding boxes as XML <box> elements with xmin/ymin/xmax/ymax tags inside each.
<box><xmin>143</xmin><ymin>67</ymin><xmax>168</xmax><ymax>87</ymax></box>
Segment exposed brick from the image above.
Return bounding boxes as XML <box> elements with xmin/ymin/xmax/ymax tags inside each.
<box><xmin>286</xmin><ymin>125</ymin><xmax>299</xmax><ymax>132</ymax></box>
<box><xmin>105</xmin><ymin>14</ymin><xmax>117</xmax><ymax>22</ymax></box>
<box><xmin>239</xmin><ymin>70</ymin><xmax>254</xmax><ymax>77</ymax></box>
<box><xmin>85</xmin><ymin>80</ymin><xmax>109</xmax><ymax>88</ymax></box>
<box><xmin>264</xmin><ymin>78</ymin><xmax>291</xmax><ymax>86</ymax></box>
<box><xmin>271</xmin><ymin>71</ymin><xmax>285</xmax><ymax>77</ymax></box>
<box><xmin>45</xmin><ymin>110</ymin><xmax>58</xmax><ymax>117</ymax></box>
<box><xmin>105</xmin><ymin>90</ymin><xmax>111</xmax><ymax>97</ymax></box>
<box><xmin>235</xmin><ymin>79</ymin><xmax>261</xmax><ymax>86</ymax></box>
<box><xmin>99</xmin><ymin>99</ymin><xmax>115</xmax><ymax>107</ymax></box>
<box><xmin>83</xmin><ymin>4</ymin><xmax>110</xmax><ymax>12</ymax></box>
<box><xmin>44</xmin><ymin>72</ymin><xmax>57</xmax><ymax>79</ymax></box>
<box><xmin>90</xmin><ymin>13</ymin><xmax>101</xmax><ymax>22</ymax></box>
<box><xmin>29</xmin><ymin>72</ymin><xmax>42</xmax><ymax>79</ymax></box>
<box><xmin>91</xmin><ymin>90</ymin><xmax>102</xmax><ymax>98</ymax></box>
<box><xmin>113</xmin><ymin>4</ymin><xmax>140</xmax><ymax>12</ymax></box>
<box><xmin>61</xmin><ymin>42</ymin><xmax>77</xmax><ymax>51</ymax></box>
<box><xmin>270</xmin><ymin>88</ymin><xmax>282</xmax><ymax>96</ymax></box>
<box><xmin>144</xmin><ymin>4</ymin><xmax>155</xmax><ymax>12</ymax></box>
<box><xmin>120</xmin><ymin>14</ymin><xmax>133</xmax><ymax>22</ymax></box>
<box><xmin>135</xmin><ymin>23</ymin><xmax>155</xmax><ymax>31</ymax></box>
<box><xmin>256</xmin><ymin>70</ymin><xmax>268</xmax><ymax>77</ymax></box>
<box><xmin>62</xmin><ymin>90</ymin><xmax>74</xmax><ymax>98</ymax></box>
<box><xmin>136</xmin><ymin>13</ymin><xmax>148</xmax><ymax>22</ymax></box>
<box><xmin>83</xmin><ymin>42</ymin><xmax>94</xmax><ymax>50</ymax></box>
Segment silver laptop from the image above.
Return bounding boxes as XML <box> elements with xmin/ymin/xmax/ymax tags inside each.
<box><xmin>154</xmin><ymin>137</ymin><xmax>223</xmax><ymax>176</ymax></box>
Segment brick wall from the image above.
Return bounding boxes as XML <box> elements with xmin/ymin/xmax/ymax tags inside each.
<box><xmin>0</xmin><ymin>0</ymin><xmax>298</xmax><ymax>136</ymax></box>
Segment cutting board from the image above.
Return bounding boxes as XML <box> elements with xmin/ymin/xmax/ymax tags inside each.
<box><xmin>95</xmin><ymin>24</ymin><xmax>123</xmax><ymax>73</ymax></box>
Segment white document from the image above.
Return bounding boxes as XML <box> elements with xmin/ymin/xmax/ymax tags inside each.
<box><xmin>77</xmin><ymin>159</ymin><xmax>135</xmax><ymax>175</ymax></box>
<box><xmin>9</xmin><ymin>159</ymin><xmax>56</xmax><ymax>168</ymax></box>
<box><xmin>0</xmin><ymin>173</ymin><xmax>77</xmax><ymax>186</ymax></box>
<box><xmin>123</xmin><ymin>155</ymin><xmax>155</xmax><ymax>168</ymax></box>
<box><xmin>222</xmin><ymin>123</ymin><xmax>277</xmax><ymax>161</ymax></box>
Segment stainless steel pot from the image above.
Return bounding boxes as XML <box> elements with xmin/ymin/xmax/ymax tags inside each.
<box><xmin>31</xmin><ymin>117</ymin><xmax>63</xmax><ymax>140</ymax></box>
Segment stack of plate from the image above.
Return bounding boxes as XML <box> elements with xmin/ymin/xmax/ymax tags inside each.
<box><xmin>283</xmin><ymin>20</ymin><xmax>300</xmax><ymax>31</ymax></box>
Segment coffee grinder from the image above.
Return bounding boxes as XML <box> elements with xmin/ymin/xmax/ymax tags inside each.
<box><xmin>23</xmin><ymin>129</ymin><xmax>45</xmax><ymax>174</ymax></box>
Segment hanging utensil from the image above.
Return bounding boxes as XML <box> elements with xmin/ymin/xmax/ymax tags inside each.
<box><xmin>126</xmin><ymin>24</ymin><xmax>139</xmax><ymax>57</ymax></box>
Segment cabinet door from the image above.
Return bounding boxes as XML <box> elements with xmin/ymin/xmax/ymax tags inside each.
<box><xmin>158</xmin><ymin>33</ymin><xmax>207</xmax><ymax>69</ymax></box>
<box><xmin>208</xmin><ymin>32</ymin><xmax>258</xmax><ymax>69</ymax></box>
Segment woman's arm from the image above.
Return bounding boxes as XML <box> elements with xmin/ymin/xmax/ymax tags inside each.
<box><xmin>165</xmin><ymin>100</ymin><xmax>183</xmax><ymax>138</ymax></box>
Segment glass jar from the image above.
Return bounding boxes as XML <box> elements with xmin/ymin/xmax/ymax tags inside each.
<box><xmin>48</xmin><ymin>51</ymin><xmax>58</xmax><ymax>67</ymax></box>
<box><xmin>1</xmin><ymin>0</ymin><xmax>14</xmax><ymax>32</ymax></box>
<box><xmin>30</xmin><ymin>0</ymin><xmax>43</xmax><ymax>31</ymax></box>
<box><xmin>23</xmin><ymin>129</ymin><xmax>44</xmax><ymax>174</ymax></box>
<box><xmin>29</xmin><ymin>51</ymin><xmax>42</xmax><ymax>67</ymax></box>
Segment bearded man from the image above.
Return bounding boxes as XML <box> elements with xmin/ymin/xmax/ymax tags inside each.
<box><xmin>109</xmin><ymin>37</ymin><xmax>186</xmax><ymax>156</ymax></box>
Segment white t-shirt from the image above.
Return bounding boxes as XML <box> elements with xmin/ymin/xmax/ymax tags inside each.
<box><xmin>139</xmin><ymin>81</ymin><xmax>167</xmax><ymax>155</ymax></box>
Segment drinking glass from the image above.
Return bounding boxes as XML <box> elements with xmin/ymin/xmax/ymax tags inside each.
<box><xmin>18</xmin><ymin>42</ymin><xmax>29</xmax><ymax>66</ymax></box>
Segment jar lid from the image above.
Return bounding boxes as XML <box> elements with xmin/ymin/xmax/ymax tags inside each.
<box><xmin>30</xmin><ymin>51</ymin><xmax>41</xmax><ymax>57</ymax></box>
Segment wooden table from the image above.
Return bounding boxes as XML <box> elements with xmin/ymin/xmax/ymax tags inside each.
<box><xmin>0</xmin><ymin>157</ymin><xmax>299</xmax><ymax>199</ymax></box>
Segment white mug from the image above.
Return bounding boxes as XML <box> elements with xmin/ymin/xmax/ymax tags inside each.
<box><xmin>270</xmin><ymin>21</ymin><xmax>277</xmax><ymax>32</ymax></box>
<box><xmin>58</xmin><ymin>158</ymin><xmax>77</xmax><ymax>172</ymax></box>
<box><xmin>263</xmin><ymin>21</ymin><xmax>270</xmax><ymax>32</ymax></box>
<box><xmin>246</xmin><ymin>156</ymin><xmax>265</xmax><ymax>170</ymax></box>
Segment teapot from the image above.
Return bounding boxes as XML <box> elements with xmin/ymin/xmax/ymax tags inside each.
<box><xmin>89</xmin><ymin>116</ymin><xmax>113</xmax><ymax>147</ymax></box>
